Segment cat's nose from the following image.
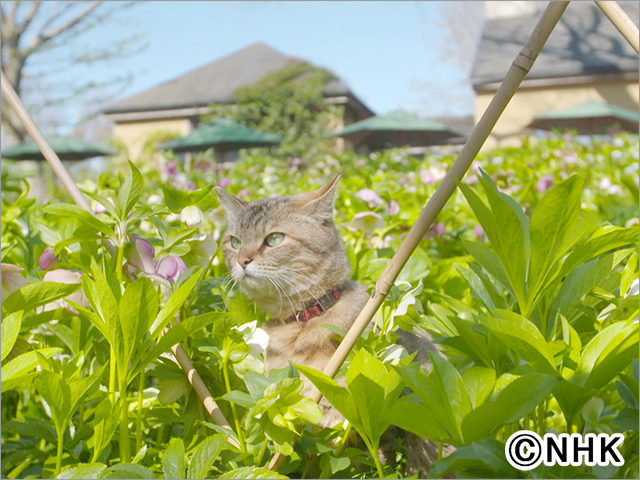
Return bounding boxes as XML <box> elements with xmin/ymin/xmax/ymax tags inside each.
<box><xmin>238</xmin><ymin>255</ymin><xmax>253</xmax><ymax>268</ymax></box>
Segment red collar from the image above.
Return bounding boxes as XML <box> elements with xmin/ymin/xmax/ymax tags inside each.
<box><xmin>284</xmin><ymin>286</ymin><xmax>342</xmax><ymax>325</ymax></box>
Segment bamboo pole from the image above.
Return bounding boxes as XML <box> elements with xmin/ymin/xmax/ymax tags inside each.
<box><xmin>268</xmin><ymin>0</ymin><xmax>571</xmax><ymax>471</ymax></box>
<box><xmin>595</xmin><ymin>1</ymin><xmax>639</xmax><ymax>53</ymax></box>
<box><xmin>0</xmin><ymin>70</ymin><xmax>239</xmax><ymax>449</ymax></box>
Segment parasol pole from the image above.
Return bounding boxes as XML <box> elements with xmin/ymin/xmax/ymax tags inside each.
<box><xmin>0</xmin><ymin>69</ymin><xmax>240</xmax><ymax>450</ymax></box>
<box><xmin>595</xmin><ymin>1</ymin><xmax>639</xmax><ymax>53</ymax></box>
<box><xmin>268</xmin><ymin>0</ymin><xmax>570</xmax><ymax>471</ymax></box>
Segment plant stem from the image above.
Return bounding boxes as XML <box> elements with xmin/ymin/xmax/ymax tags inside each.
<box><xmin>222</xmin><ymin>359</ymin><xmax>246</xmax><ymax>453</ymax></box>
<box><xmin>336</xmin><ymin>423</ymin><xmax>352</xmax><ymax>456</ymax></box>
<box><xmin>109</xmin><ymin>350</ymin><xmax>117</xmax><ymax>403</ymax></box>
<box><xmin>136</xmin><ymin>370</ymin><xmax>145</xmax><ymax>453</ymax></box>
<box><xmin>55</xmin><ymin>427</ymin><xmax>64</xmax><ymax>477</ymax></box>
<box><xmin>119</xmin><ymin>378</ymin><xmax>131</xmax><ymax>463</ymax></box>
<box><xmin>370</xmin><ymin>440</ymin><xmax>385</xmax><ymax>479</ymax></box>
<box><xmin>256</xmin><ymin>438</ymin><xmax>269</xmax><ymax>466</ymax></box>
<box><xmin>438</xmin><ymin>442</ymin><xmax>443</xmax><ymax>460</ymax></box>
<box><xmin>115</xmin><ymin>241</ymin><xmax>125</xmax><ymax>283</ymax></box>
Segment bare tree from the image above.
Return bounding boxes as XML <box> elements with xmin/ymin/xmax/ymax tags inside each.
<box><xmin>413</xmin><ymin>1</ymin><xmax>485</xmax><ymax>117</ymax></box>
<box><xmin>1</xmin><ymin>1</ymin><xmax>145</xmax><ymax>144</ymax></box>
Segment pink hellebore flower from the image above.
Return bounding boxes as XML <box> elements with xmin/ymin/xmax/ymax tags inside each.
<box><xmin>93</xmin><ymin>196</ymin><xmax>114</xmax><ymax>214</ymax></box>
<box><xmin>129</xmin><ymin>234</ymin><xmax>157</xmax><ymax>274</ymax></box>
<box><xmin>193</xmin><ymin>157</ymin><xmax>213</xmax><ymax>173</ymax></box>
<box><xmin>356</xmin><ymin>188</ymin><xmax>384</xmax><ymax>208</ymax></box>
<box><xmin>474</xmin><ymin>224</ymin><xmax>484</xmax><ymax>239</ymax></box>
<box><xmin>386</xmin><ymin>200</ymin><xmax>401</xmax><ymax>216</ymax></box>
<box><xmin>292</xmin><ymin>157</ymin><xmax>303</xmax><ymax>166</ymax></box>
<box><xmin>536</xmin><ymin>175</ymin><xmax>554</xmax><ymax>192</ymax></box>
<box><xmin>39</xmin><ymin>247</ymin><xmax>59</xmax><ymax>270</ymax></box>
<box><xmin>156</xmin><ymin>257</ymin><xmax>188</xmax><ymax>283</ymax></box>
<box><xmin>39</xmin><ymin>269</ymin><xmax>90</xmax><ymax>315</ymax></box>
<box><xmin>237</xmin><ymin>189</ymin><xmax>251</xmax><ymax>199</ymax></box>
<box><xmin>424</xmin><ymin>222</ymin><xmax>445</xmax><ymax>239</ymax></box>
<box><xmin>352</xmin><ymin>212</ymin><xmax>385</xmax><ymax>234</ymax></box>
<box><xmin>218</xmin><ymin>177</ymin><xmax>232</xmax><ymax>188</ymax></box>
<box><xmin>1</xmin><ymin>264</ymin><xmax>28</xmax><ymax>301</ymax></box>
<box><xmin>165</xmin><ymin>161</ymin><xmax>178</xmax><ymax>176</ymax></box>
<box><xmin>420</xmin><ymin>165</ymin><xmax>446</xmax><ymax>185</ymax></box>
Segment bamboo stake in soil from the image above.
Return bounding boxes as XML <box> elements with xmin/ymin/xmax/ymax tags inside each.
<box><xmin>595</xmin><ymin>1</ymin><xmax>640</xmax><ymax>53</ymax></box>
<box><xmin>0</xmin><ymin>70</ymin><xmax>239</xmax><ymax>449</ymax></box>
<box><xmin>268</xmin><ymin>0</ymin><xmax>571</xmax><ymax>471</ymax></box>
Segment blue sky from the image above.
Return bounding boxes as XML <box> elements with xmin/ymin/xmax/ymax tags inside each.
<box><xmin>35</xmin><ymin>1</ymin><xmax>483</xmax><ymax>133</ymax></box>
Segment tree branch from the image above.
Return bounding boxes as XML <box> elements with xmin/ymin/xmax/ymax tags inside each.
<box><xmin>16</xmin><ymin>0</ymin><xmax>41</xmax><ymax>35</ymax></box>
<box><xmin>27</xmin><ymin>1</ymin><xmax>101</xmax><ymax>55</ymax></box>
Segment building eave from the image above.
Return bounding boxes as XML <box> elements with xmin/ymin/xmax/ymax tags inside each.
<box><xmin>473</xmin><ymin>71</ymin><xmax>639</xmax><ymax>93</ymax></box>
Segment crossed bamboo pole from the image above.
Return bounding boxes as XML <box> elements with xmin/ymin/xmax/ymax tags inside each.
<box><xmin>2</xmin><ymin>0</ymin><xmax>639</xmax><ymax>472</ymax></box>
<box><xmin>0</xmin><ymin>70</ymin><xmax>240</xmax><ymax>449</ymax></box>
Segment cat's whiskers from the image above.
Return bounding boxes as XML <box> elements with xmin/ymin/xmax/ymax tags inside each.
<box><xmin>265</xmin><ymin>277</ymin><xmax>285</xmax><ymax>319</ymax></box>
<box><xmin>278</xmin><ymin>268</ymin><xmax>325</xmax><ymax>305</ymax></box>
<box><xmin>269</xmin><ymin>275</ymin><xmax>301</xmax><ymax>322</ymax></box>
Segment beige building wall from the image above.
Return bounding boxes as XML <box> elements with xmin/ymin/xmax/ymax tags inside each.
<box><xmin>112</xmin><ymin>118</ymin><xmax>192</xmax><ymax>160</ymax></box>
<box><xmin>475</xmin><ymin>80</ymin><xmax>639</xmax><ymax>149</ymax></box>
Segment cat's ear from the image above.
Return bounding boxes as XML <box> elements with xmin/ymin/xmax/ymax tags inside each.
<box><xmin>299</xmin><ymin>174</ymin><xmax>341</xmax><ymax>219</ymax></box>
<box><xmin>214</xmin><ymin>186</ymin><xmax>248</xmax><ymax>219</ymax></box>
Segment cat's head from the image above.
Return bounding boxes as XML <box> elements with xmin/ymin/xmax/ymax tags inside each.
<box><xmin>214</xmin><ymin>176</ymin><xmax>351</xmax><ymax>318</ymax></box>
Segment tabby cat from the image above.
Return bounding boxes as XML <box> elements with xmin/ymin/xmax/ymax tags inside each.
<box><xmin>215</xmin><ymin>176</ymin><xmax>450</xmax><ymax>475</ymax></box>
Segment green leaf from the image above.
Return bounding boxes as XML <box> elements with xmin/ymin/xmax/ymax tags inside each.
<box><xmin>612</xmin><ymin>408</ymin><xmax>639</xmax><ymax>432</ymax></box>
<box><xmin>573</xmin><ymin>322</ymin><xmax>639</xmax><ymax>389</ymax></box>
<box><xmin>462</xmin><ymin>240</ymin><xmax>515</xmax><ymax>297</ymax></box>
<box><xmin>43</xmin><ymin>203</ymin><xmax>86</xmax><ymax>217</ymax></box>
<box><xmin>461</xmin><ymin>373</ymin><xmax>558</xmax><ymax>443</ymax></box>
<box><xmin>130</xmin><ymin>312</ymin><xmax>223</xmax><ymax>382</ymax></box>
<box><xmin>1</xmin><ymin>310</ymin><xmax>22</xmax><ymax>361</ymax></box>
<box><xmin>477</xmin><ymin>169</ymin><xmax>530</xmax><ymax>307</ymax></box>
<box><xmin>431</xmin><ymin>354</ymin><xmax>472</xmax><ymax>439</ymax></box>
<box><xmin>1</xmin><ymin>348</ymin><xmax>61</xmax><ymax>392</ymax></box>
<box><xmin>118</xmin><ymin>277</ymin><xmax>159</xmax><ymax>368</ymax></box>
<box><xmin>296</xmin><ymin>364</ymin><xmax>360</xmax><ymax>431</ymax></box>
<box><xmin>217</xmin><ymin>467</ymin><xmax>289</xmax><ymax>479</ymax></box>
<box><xmin>149</xmin><ymin>270</ymin><xmax>202</xmax><ymax>338</ymax></box>
<box><xmin>394</xmin><ymin>361</ymin><xmax>459</xmax><ymax>443</ymax></box>
<box><xmin>561</xmin><ymin>225</ymin><xmax>638</xmax><ymax>277</ymax></box>
<box><xmin>2</xmin><ymin>282</ymin><xmax>81</xmax><ymax>315</ymax></box>
<box><xmin>187</xmin><ymin>434</ymin><xmax>227</xmax><ymax>479</ymax></box>
<box><xmin>162</xmin><ymin>183</ymin><xmax>192</xmax><ymax>213</ymax></box>
<box><xmin>551</xmin><ymin>252</ymin><xmax>626</xmax><ymax>323</ymax></box>
<box><xmin>116</xmin><ymin>160</ymin><xmax>144</xmax><ymax>220</ymax></box>
<box><xmin>462</xmin><ymin>366</ymin><xmax>496</xmax><ymax>408</ymax></box>
<box><xmin>91</xmin><ymin>398</ymin><xmax>119</xmax><ymax>463</ymax></box>
<box><xmin>385</xmin><ymin>396</ymin><xmax>450</xmax><ymax>442</ymax></box>
<box><xmin>56</xmin><ymin>463</ymin><xmax>106</xmax><ymax>479</ymax></box>
<box><xmin>82</xmin><ymin>190</ymin><xmax>119</xmax><ymax>219</ymax></box>
<box><xmin>477</xmin><ymin>310</ymin><xmax>557</xmax><ymax>375</ymax></box>
<box><xmin>528</xmin><ymin>175</ymin><xmax>582</xmax><ymax>296</ymax></box>
<box><xmin>429</xmin><ymin>439</ymin><xmax>521</xmax><ymax>479</ymax></box>
<box><xmin>108</xmin><ymin>464</ymin><xmax>155</xmax><ymax>479</ymax></box>
<box><xmin>456</xmin><ymin>264</ymin><xmax>495</xmax><ymax>309</ymax></box>
<box><xmin>219</xmin><ymin>390</ymin><xmax>256</xmax><ymax>409</ymax></box>
<box><xmin>162</xmin><ymin>437</ymin><xmax>186</xmax><ymax>480</ymax></box>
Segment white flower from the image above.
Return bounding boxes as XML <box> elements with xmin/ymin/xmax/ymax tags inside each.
<box><xmin>180</xmin><ymin>205</ymin><xmax>204</xmax><ymax>228</ymax></box>
<box><xmin>147</xmin><ymin>194</ymin><xmax>163</xmax><ymax>205</ymax></box>
<box><xmin>237</xmin><ymin>321</ymin><xmax>270</xmax><ymax>354</ymax></box>
<box><xmin>352</xmin><ymin>212</ymin><xmax>385</xmax><ymax>234</ymax></box>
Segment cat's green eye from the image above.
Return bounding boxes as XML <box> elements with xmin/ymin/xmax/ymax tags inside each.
<box><xmin>265</xmin><ymin>232</ymin><xmax>284</xmax><ymax>247</ymax></box>
<box><xmin>230</xmin><ymin>237</ymin><xmax>241</xmax><ymax>249</ymax></box>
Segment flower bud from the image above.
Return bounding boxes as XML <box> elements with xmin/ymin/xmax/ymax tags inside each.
<box><xmin>180</xmin><ymin>205</ymin><xmax>204</xmax><ymax>228</ymax></box>
<box><xmin>1</xmin><ymin>263</ymin><xmax>28</xmax><ymax>301</ymax></box>
<box><xmin>128</xmin><ymin>234</ymin><xmax>157</xmax><ymax>274</ymax></box>
<box><xmin>39</xmin><ymin>247</ymin><xmax>59</xmax><ymax>270</ymax></box>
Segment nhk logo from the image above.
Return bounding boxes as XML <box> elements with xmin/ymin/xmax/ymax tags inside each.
<box><xmin>505</xmin><ymin>431</ymin><xmax>624</xmax><ymax>471</ymax></box>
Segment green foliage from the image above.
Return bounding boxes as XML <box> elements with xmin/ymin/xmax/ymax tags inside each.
<box><xmin>207</xmin><ymin>61</ymin><xmax>342</xmax><ymax>159</ymax></box>
<box><xmin>1</xmin><ymin>133</ymin><xmax>638</xmax><ymax>479</ymax></box>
